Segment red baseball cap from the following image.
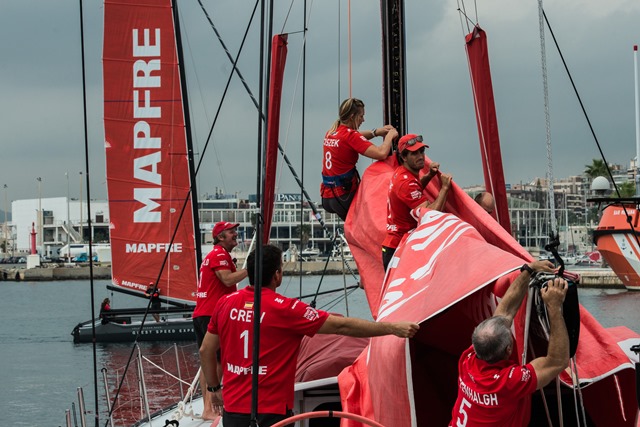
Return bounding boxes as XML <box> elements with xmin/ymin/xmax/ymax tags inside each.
<box><xmin>212</xmin><ymin>221</ymin><xmax>239</xmax><ymax>237</ymax></box>
<box><xmin>398</xmin><ymin>133</ymin><xmax>429</xmax><ymax>152</ymax></box>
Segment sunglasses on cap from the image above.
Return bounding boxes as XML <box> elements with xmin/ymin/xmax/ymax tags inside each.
<box><xmin>405</xmin><ymin>135</ymin><xmax>424</xmax><ymax>146</ymax></box>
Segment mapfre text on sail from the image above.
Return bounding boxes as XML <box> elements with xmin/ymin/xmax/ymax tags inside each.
<box><xmin>126</xmin><ymin>243</ymin><xmax>183</xmax><ymax>253</ymax></box>
<box><xmin>132</xmin><ymin>27</ymin><xmax>162</xmax><ymax>224</ymax></box>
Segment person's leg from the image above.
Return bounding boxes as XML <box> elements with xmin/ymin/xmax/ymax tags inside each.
<box><xmin>322</xmin><ymin>191</ymin><xmax>356</xmax><ymax>222</ymax></box>
<box><xmin>222</xmin><ymin>411</ymin><xmax>252</xmax><ymax>427</ymax></box>
<box><xmin>382</xmin><ymin>245</ymin><xmax>396</xmax><ymax>271</ymax></box>
<box><xmin>256</xmin><ymin>412</ymin><xmax>289</xmax><ymax>427</ymax></box>
<box><xmin>194</xmin><ymin>316</ymin><xmax>217</xmax><ymax>420</ymax></box>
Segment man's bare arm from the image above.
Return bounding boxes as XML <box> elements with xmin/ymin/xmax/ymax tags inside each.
<box><xmin>318</xmin><ymin>315</ymin><xmax>419</xmax><ymax>338</ymax></box>
<box><xmin>494</xmin><ymin>260</ymin><xmax>555</xmax><ymax>322</ymax></box>
<box><xmin>215</xmin><ymin>268</ymin><xmax>248</xmax><ymax>287</ymax></box>
<box><xmin>199</xmin><ymin>332</ymin><xmax>221</xmax><ymax>388</ymax></box>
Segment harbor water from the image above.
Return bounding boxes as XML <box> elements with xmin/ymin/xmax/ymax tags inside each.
<box><xmin>1</xmin><ymin>275</ymin><xmax>639</xmax><ymax>426</ymax></box>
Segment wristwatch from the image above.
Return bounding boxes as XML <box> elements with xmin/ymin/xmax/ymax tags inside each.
<box><xmin>520</xmin><ymin>264</ymin><xmax>534</xmax><ymax>274</ymax></box>
<box><xmin>207</xmin><ymin>384</ymin><xmax>223</xmax><ymax>392</ymax></box>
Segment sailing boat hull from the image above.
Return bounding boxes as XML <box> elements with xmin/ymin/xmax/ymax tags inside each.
<box><xmin>594</xmin><ymin>204</ymin><xmax>640</xmax><ymax>291</ymax></box>
<box><xmin>71</xmin><ymin>318</ymin><xmax>195</xmax><ymax>343</ymax></box>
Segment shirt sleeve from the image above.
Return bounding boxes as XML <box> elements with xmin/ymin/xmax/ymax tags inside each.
<box><xmin>500</xmin><ymin>363</ymin><xmax>538</xmax><ymax>398</ymax></box>
<box><xmin>396</xmin><ymin>179</ymin><xmax>428</xmax><ymax>210</ymax></box>
<box><xmin>347</xmin><ymin>130</ymin><xmax>374</xmax><ymax>155</ymax></box>
<box><xmin>279</xmin><ymin>297</ymin><xmax>330</xmax><ymax>337</ymax></box>
<box><xmin>208</xmin><ymin>249</ymin><xmax>234</xmax><ymax>272</ymax></box>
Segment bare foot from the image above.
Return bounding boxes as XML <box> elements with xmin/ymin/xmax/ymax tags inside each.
<box><xmin>208</xmin><ymin>415</ymin><xmax>221</xmax><ymax>426</ymax></box>
<box><xmin>202</xmin><ymin>409</ymin><xmax>218</xmax><ymax>421</ymax></box>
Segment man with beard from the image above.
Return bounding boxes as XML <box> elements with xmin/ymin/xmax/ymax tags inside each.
<box><xmin>382</xmin><ymin>134</ymin><xmax>452</xmax><ymax>271</ymax></box>
<box><xmin>193</xmin><ymin>221</ymin><xmax>248</xmax><ymax>420</ymax></box>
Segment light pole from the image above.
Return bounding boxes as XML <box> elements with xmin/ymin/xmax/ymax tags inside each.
<box><xmin>66</xmin><ymin>172</ymin><xmax>71</xmax><ymax>262</ymax></box>
<box><xmin>36</xmin><ymin>177</ymin><xmax>42</xmax><ymax>251</ymax></box>
<box><xmin>3</xmin><ymin>184</ymin><xmax>7</xmax><ymax>255</ymax></box>
<box><xmin>79</xmin><ymin>171</ymin><xmax>83</xmax><ymax>242</ymax></box>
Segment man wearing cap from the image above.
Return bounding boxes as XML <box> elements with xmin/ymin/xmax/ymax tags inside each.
<box><xmin>193</xmin><ymin>221</ymin><xmax>248</xmax><ymax>420</ymax></box>
<box><xmin>382</xmin><ymin>134</ymin><xmax>453</xmax><ymax>271</ymax></box>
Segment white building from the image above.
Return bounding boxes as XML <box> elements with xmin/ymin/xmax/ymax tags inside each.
<box><xmin>11</xmin><ymin>197</ymin><xmax>109</xmax><ymax>257</ymax></box>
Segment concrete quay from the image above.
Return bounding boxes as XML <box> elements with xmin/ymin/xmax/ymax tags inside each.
<box><xmin>569</xmin><ymin>267</ymin><xmax>624</xmax><ymax>288</ymax></box>
<box><xmin>0</xmin><ymin>260</ymin><xmax>354</xmax><ymax>282</ymax></box>
<box><xmin>0</xmin><ymin>264</ymin><xmax>625</xmax><ymax>288</ymax></box>
<box><xmin>0</xmin><ymin>265</ymin><xmax>111</xmax><ymax>281</ymax></box>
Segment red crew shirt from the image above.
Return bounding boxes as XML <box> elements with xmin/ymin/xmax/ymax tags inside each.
<box><xmin>449</xmin><ymin>345</ymin><xmax>538</xmax><ymax>427</ymax></box>
<box><xmin>193</xmin><ymin>245</ymin><xmax>237</xmax><ymax>318</ymax></box>
<box><xmin>208</xmin><ymin>286</ymin><xmax>330</xmax><ymax>414</ymax></box>
<box><xmin>320</xmin><ymin>124</ymin><xmax>373</xmax><ymax>198</ymax></box>
<box><xmin>382</xmin><ymin>165</ymin><xmax>428</xmax><ymax>249</ymax></box>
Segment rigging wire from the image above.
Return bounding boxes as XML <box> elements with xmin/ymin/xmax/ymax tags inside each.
<box><xmin>541</xmin><ymin>9</ymin><xmax>640</xmax><ymax>251</ymax></box>
<box><xmin>196</xmin><ymin>0</ymin><xmax>360</xmax><ymax>284</ymax></box>
<box><xmin>456</xmin><ymin>0</ymin><xmax>472</xmax><ymax>35</ymax></box>
<box><xmin>104</xmin><ymin>4</ymin><xmax>262</xmax><ymax>424</ymax></box>
<box><xmin>179</xmin><ymin>9</ymin><xmax>228</xmax><ymax>192</ymax></box>
<box><xmin>75</xmin><ymin>0</ymin><xmax>99</xmax><ymax>424</ymax></box>
<box><xmin>348</xmin><ymin>0</ymin><xmax>352</xmax><ymax>97</ymax></box>
<box><xmin>536</xmin><ymin>0</ymin><xmax>557</xmax><ymax>237</ymax></box>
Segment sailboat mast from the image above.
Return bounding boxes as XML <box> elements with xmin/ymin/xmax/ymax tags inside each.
<box><xmin>634</xmin><ymin>45</ymin><xmax>639</xmax><ymax>196</ymax></box>
<box><xmin>173</xmin><ymin>0</ymin><xmax>203</xmax><ymax>267</ymax></box>
<box><xmin>380</xmin><ymin>0</ymin><xmax>408</xmax><ymax>137</ymax></box>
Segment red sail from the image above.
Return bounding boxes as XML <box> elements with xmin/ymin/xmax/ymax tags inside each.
<box><xmin>263</xmin><ymin>34</ymin><xmax>288</xmax><ymax>243</ymax></box>
<box><xmin>465</xmin><ymin>26</ymin><xmax>511</xmax><ymax>234</ymax></box>
<box><xmin>103</xmin><ymin>0</ymin><xmax>197</xmax><ymax>304</ymax></box>
<box><xmin>341</xmin><ymin>157</ymin><xmax>639</xmax><ymax>426</ymax></box>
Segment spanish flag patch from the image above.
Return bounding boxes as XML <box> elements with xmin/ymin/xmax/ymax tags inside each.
<box><xmin>244</xmin><ymin>302</ymin><xmax>254</xmax><ymax>310</ymax></box>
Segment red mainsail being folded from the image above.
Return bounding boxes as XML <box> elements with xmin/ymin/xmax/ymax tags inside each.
<box><xmin>103</xmin><ymin>0</ymin><xmax>198</xmax><ymax>304</ymax></box>
<box><xmin>465</xmin><ymin>26</ymin><xmax>511</xmax><ymax>234</ymax></box>
<box><xmin>341</xmin><ymin>157</ymin><xmax>639</xmax><ymax>426</ymax></box>
<box><xmin>263</xmin><ymin>34</ymin><xmax>288</xmax><ymax>243</ymax></box>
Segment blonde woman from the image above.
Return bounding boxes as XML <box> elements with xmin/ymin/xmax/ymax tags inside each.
<box><xmin>321</xmin><ymin>98</ymin><xmax>397</xmax><ymax>220</ymax></box>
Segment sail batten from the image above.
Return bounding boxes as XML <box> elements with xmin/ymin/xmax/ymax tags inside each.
<box><xmin>103</xmin><ymin>0</ymin><xmax>198</xmax><ymax>304</ymax></box>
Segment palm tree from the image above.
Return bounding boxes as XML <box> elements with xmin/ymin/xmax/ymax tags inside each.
<box><xmin>584</xmin><ymin>159</ymin><xmax>608</xmax><ymax>180</ymax></box>
<box><xmin>294</xmin><ymin>224</ymin><xmax>311</xmax><ymax>249</ymax></box>
<box><xmin>615</xmin><ymin>181</ymin><xmax>635</xmax><ymax>198</ymax></box>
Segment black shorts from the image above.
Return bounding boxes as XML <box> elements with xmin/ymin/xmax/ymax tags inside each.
<box><xmin>223</xmin><ymin>411</ymin><xmax>292</xmax><ymax>427</ymax></box>
<box><xmin>322</xmin><ymin>190</ymin><xmax>357</xmax><ymax>222</ymax></box>
<box><xmin>193</xmin><ymin>316</ymin><xmax>211</xmax><ymax>348</ymax></box>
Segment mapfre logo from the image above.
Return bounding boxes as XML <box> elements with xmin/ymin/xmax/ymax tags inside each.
<box><xmin>303</xmin><ymin>307</ymin><xmax>320</xmax><ymax>321</ymax></box>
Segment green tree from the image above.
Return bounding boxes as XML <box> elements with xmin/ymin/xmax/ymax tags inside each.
<box><xmin>615</xmin><ymin>181</ymin><xmax>635</xmax><ymax>198</ymax></box>
<box><xmin>294</xmin><ymin>224</ymin><xmax>311</xmax><ymax>248</ymax></box>
<box><xmin>584</xmin><ymin>159</ymin><xmax>608</xmax><ymax>180</ymax></box>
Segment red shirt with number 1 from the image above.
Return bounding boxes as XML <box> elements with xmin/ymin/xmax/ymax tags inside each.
<box><xmin>208</xmin><ymin>286</ymin><xmax>330</xmax><ymax>415</ymax></box>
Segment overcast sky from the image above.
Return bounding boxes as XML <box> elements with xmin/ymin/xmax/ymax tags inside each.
<box><xmin>1</xmin><ymin>0</ymin><xmax>639</xmax><ymax>207</ymax></box>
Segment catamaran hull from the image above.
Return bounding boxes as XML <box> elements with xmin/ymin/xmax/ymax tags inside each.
<box><xmin>594</xmin><ymin>204</ymin><xmax>640</xmax><ymax>291</ymax></box>
<box><xmin>72</xmin><ymin>318</ymin><xmax>195</xmax><ymax>343</ymax></box>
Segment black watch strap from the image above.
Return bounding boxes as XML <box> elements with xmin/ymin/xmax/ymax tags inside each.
<box><xmin>207</xmin><ymin>384</ymin><xmax>223</xmax><ymax>392</ymax></box>
<box><xmin>520</xmin><ymin>264</ymin><xmax>534</xmax><ymax>274</ymax></box>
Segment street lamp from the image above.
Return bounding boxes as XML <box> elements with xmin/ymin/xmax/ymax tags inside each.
<box><xmin>3</xmin><ymin>184</ymin><xmax>7</xmax><ymax>255</ymax></box>
<box><xmin>36</xmin><ymin>177</ymin><xmax>42</xmax><ymax>251</ymax></box>
<box><xmin>79</xmin><ymin>171</ymin><xmax>83</xmax><ymax>242</ymax></box>
<box><xmin>66</xmin><ymin>172</ymin><xmax>71</xmax><ymax>262</ymax></box>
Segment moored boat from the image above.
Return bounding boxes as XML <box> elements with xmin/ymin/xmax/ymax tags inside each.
<box><xmin>71</xmin><ymin>307</ymin><xmax>194</xmax><ymax>343</ymax></box>
<box><xmin>593</xmin><ymin>201</ymin><xmax>640</xmax><ymax>291</ymax></box>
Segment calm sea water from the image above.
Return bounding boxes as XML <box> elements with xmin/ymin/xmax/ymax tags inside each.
<box><xmin>1</xmin><ymin>275</ymin><xmax>639</xmax><ymax>426</ymax></box>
